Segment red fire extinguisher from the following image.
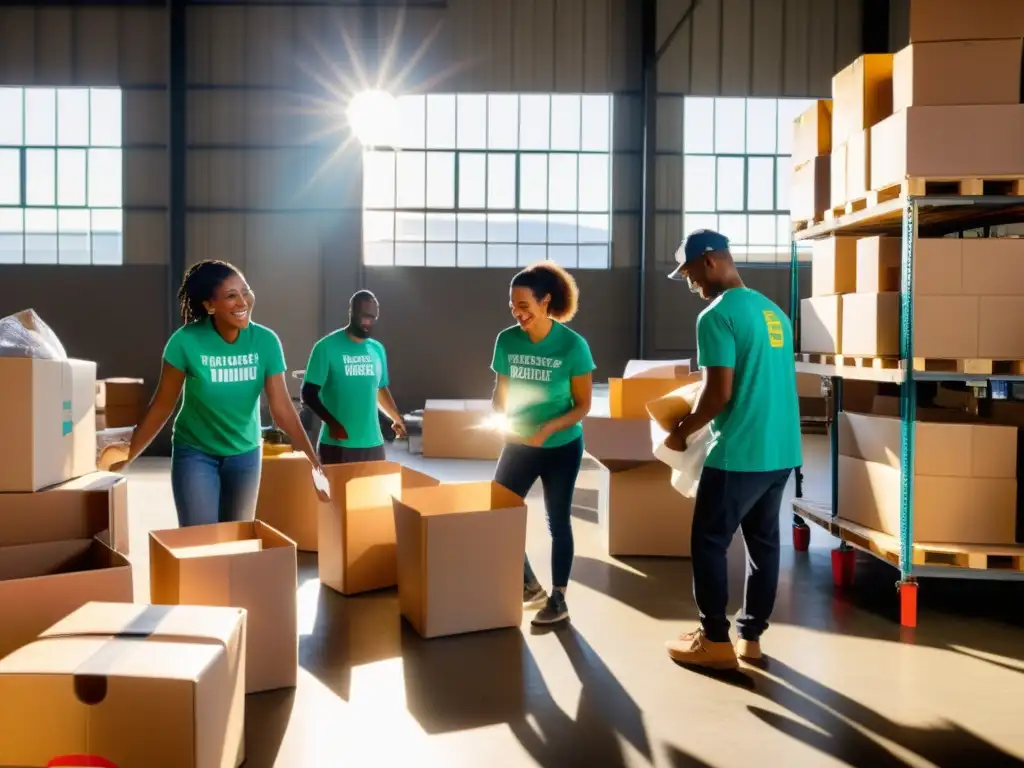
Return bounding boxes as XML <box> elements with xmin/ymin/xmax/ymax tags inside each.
<box><xmin>46</xmin><ymin>756</ymin><xmax>118</xmax><ymax>768</ymax></box>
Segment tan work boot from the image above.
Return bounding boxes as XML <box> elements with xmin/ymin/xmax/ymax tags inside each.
<box><xmin>666</xmin><ymin>628</ymin><xmax>739</xmax><ymax>670</ymax></box>
<box><xmin>736</xmin><ymin>638</ymin><xmax>762</xmax><ymax>663</ymax></box>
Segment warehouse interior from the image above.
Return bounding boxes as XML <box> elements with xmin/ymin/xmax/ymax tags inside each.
<box><xmin>2</xmin><ymin>0</ymin><xmax>1024</xmax><ymax>766</ymax></box>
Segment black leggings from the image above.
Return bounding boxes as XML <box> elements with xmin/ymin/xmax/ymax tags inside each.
<box><xmin>494</xmin><ymin>437</ymin><xmax>584</xmax><ymax>589</ymax></box>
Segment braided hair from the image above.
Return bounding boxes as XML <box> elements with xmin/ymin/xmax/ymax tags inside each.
<box><xmin>177</xmin><ymin>260</ymin><xmax>241</xmax><ymax>325</ymax></box>
<box><xmin>510</xmin><ymin>260</ymin><xmax>580</xmax><ymax>322</ymax></box>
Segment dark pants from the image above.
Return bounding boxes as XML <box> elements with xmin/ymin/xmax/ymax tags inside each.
<box><xmin>494</xmin><ymin>437</ymin><xmax>584</xmax><ymax>589</ymax></box>
<box><xmin>691</xmin><ymin>465</ymin><xmax>793</xmax><ymax>642</ymax></box>
<box><xmin>318</xmin><ymin>443</ymin><xmax>387</xmax><ymax>465</ymax></box>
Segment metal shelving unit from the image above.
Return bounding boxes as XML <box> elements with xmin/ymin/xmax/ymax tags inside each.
<box><xmin>788</xmin><ymin>194</ymin><xmax>1024</xmax><ymax>627</ymax></box>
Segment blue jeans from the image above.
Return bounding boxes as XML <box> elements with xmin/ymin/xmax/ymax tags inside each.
<box><xmin>171</xmin><ymin>443</ymin><xmax>263</xmax><ymax>528</ymax></box>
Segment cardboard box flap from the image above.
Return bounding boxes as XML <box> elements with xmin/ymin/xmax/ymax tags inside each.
<box><xmin>151</xmin><ymin>520</ymin><xmax>294</xmax><ymax>553</ymax></box>
<box><xmin>400</xmin><ymin>466</ymin><xmax>442</xmax><ymax>491</ymax></box>
<box><xmin>399</xmin><ymin>481</ymin><xmax>525</xmax><ymax>517</ymax></box>
<box><xmin>623</xmin><ymin>359</ymin><xmax>691</xmax><ymax>379</ymax></box>
<box><xmin>0</xmin><ymin>539</ymin><xmax>127</xmax><ymax>583</ymax></box>
<box><xmin>646</xmin><ymin>381</ymin><xmax>703</xmax><ymax>431</ymax></box>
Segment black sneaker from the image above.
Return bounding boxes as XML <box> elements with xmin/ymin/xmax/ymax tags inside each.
<box><xmin>523</xmin><ymin>583</ymin><xmax>548</xmax><ymax>609</ymax></box>
<box><xmin>531</xmin><ymin>591</ymin><xmax>569</xmax><ymax>626</ymax></box>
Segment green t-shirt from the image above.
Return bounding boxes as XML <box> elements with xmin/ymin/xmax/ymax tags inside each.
<box><xmin>491</xmin><ymin>322</ymin><xmax>596</xmax><ymax>448</ymax></box>
<box><xmin>696</xmin><ymin>287</ymin><xmax>802</xmax><ymax>472</ymax></box>
<box><xmin>303</xmin><ymin>331</ymin><xmax>389</xmax><ymax>449</ymax></box>
<box><xmin>163</xmin><ymin>319</ymin><xmax>287</xmax><ymax>457</ymax></box>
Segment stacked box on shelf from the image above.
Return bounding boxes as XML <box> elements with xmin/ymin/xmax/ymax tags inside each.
<box><xmin>95</xmin><ymin>377</ymin><xmax>148</xmax><ymax>430</ymax></box>
<box><xmin>800</xmin><ymin>236</ymin><xmax>856</xmax><ymax>355</ymax></box>
<box><xmin>790</xmin><ymin>100</ymin><xmax>832</xmax><ymax>225</ymax></box>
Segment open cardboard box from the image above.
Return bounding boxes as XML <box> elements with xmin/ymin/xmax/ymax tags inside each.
<box><xmin>0</xmin><ymin>601</ymin><xmax>246</xmax><ymax>768</ymax></box>
<box><xmin>149</xmin><ymin>521</ymin><xmax>297</xmax><ymax>694</ymax></box>
<box><xmin>255</xmin><ymin>451</ymin><xmax>322</xmax><ymax>552</ymax></box>
<box><xmin>421</xmin><ymin>399</ymin><xmax>505</xmax><ymax>460</ymax></box>
<box><xmin>319</xmin><ymin>461</ymin><xmax>439</xmax><ymax>596</ymax></box>
<box><xmin>608</xmin><ymin>361</ymin><xmax>700</xmax><ymax>419</ymax></box>
<box><xmin>394</xmin><ymin>481</ymin><xmax>527</xmax><ymax>638</ymax></box>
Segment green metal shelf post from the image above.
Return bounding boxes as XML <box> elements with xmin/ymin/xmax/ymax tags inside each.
<box><xmin>897</xmin><ymin>198</ymin><xmax>919</xmax><ymax>627</ymax></box>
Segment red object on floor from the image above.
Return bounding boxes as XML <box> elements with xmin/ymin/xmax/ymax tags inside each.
<box><xmin>831</xmin><ymin>546</ymin><xmax>856</xmax><ymax>587</ymax></box>
<box><xmin>792</xmin><ymin>524</ymin><xmax>811</xmax><ymax>551</ymax></box>
<box><xmin>47</xmin><ymin>756</ymin><xmax>117</xmax><ymax>768</ymax></box>
<box><xmin>900</xmin><ymin>581</ymin><xmax>918</xmax><ymax>628</ymax></box>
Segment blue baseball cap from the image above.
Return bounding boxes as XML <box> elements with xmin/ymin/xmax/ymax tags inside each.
<box><xmin>668</xmin><ymin>229</ymin><xmax>730</xmax><ymax>280</ymax></box>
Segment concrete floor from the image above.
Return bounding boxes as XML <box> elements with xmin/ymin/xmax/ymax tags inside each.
<box><xmin>123</xmin><ymin>436</ymin><xmax>1024</xmax><ymax>768</ymax></box>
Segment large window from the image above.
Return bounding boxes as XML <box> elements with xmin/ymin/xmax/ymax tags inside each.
<box><xmin>683</xmin><ymin>97</ymin><xmax>814</xmax><ymax>264</ymax></box>
<box><xmin>0</xmin><ymin>87</ymin><xmax>123</xmax><ymax>265</ymax></box>
<box><xmin>362</xmin><ymin>93</ymin><xmax>613</xmax><ymax>269</ymax></box>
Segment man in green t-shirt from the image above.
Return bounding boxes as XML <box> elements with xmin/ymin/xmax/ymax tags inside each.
<box><xmin>661</xmin><ymin>230</ymin><xmax>802</xmax><ymax>671</ymax></box>
<box><xmin>301</xmin><ymin>290</ymin><xmax>406</xmax><ymax>464</ymax></box>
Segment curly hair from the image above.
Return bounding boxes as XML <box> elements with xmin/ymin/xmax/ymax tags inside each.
<box><xmin>510</xmin><ymin>260</ymin><xmax>580</xmax><ymax>322</ymax></box>
<box><xmin>177</xmin><ymin>260</ymin><xmax>242</xmax><ymax>325</ymax></box>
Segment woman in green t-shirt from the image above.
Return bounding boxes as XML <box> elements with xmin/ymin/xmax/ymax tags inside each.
<box><xmin>112</xmin><ymin>260</ymin><xmax>327</xmax><ymax>526</ymax></box>
<box><xmin>491</xmin><ymin>261</ymin><xmax>596</xmax><ymax>626</ymax></box>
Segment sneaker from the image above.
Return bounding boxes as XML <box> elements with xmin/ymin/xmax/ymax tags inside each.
<box><xmin>736</xmin><ymin>638</ymin><xmax>762</xmax><ymax>662</ymax></box>
<box><xmin>665</xmin><ymin>627</ymin><xmax>739</xmax><ymax>670</ymax></box>
<box><xmin>531</xmin><ymin>592</ymin><xmax>570</xmax><ymax>626</ymax></box>
<box><xmin>523</xmin><ymin>583</ymin><xmax>548</xmax><ymax>610</ymax></box>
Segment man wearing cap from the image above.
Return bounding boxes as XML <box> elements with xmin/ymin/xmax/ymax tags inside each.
<box><xmin>662</xmin><ymin>229</ymin><xmax>802</xmax><ymax>670</ymax></box>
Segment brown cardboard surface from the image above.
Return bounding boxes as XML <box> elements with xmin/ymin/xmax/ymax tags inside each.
<box><xmin>915</xmin><ymin>238</ymin><xmax>963</xmax><ymax>295</ymax></box>
<box><xmin>796</xmin><ymin>373</ymin><xmax>824</xmax><ymax>399</ymax></box>
<box><xmin>830</xmin><ymin>141</ymin><xmax>847</xmax><ymax>208</ymax></box>
<box><xmin>582</xmin><ymin>417</ymin><xmax>655</xmax><ymax>463</ymax></box>
<box><xmin>791</xmin><ymin>100</ymin><xmax>832</xmax><ymax>167</ymax></box>
<box><xmin>393</xmin><ymin>481</ymin><xmax>527</xmax><ymax>638</ymax></box>
<box><xmin>913</xmin><ymin>295</ymin><xmax>980</xmax><ymax>359</ymax></box>
<box><xmin>96</xmin><ymin>403</ymin><xmax>145</xmax><ymax>429</ymax></box>
<box><xmin>0</xmin><ymin>601</ymin><xmax>245</xmax><ymax>768</ymax></box>
<box><xmin>95</xmin><ymin>377</ymin><xmax>147</xmax><ymax>409</ymax></box>
<box><xmin>846</xmin><ymin>129</ymin><xmax>870</xmax><ymax>200</ymax></box>
<box><xmin>318</xmin><ymin>461</ymin><xmax>440</xmax><ymax>596</ymax></box>
<box><xmin>622</xmin><ymin>359</ymin><xmax>691</xmax><ymax>379</ymax></box>
<box><xmin>609</xmin><ymin>373</ymin><xmax>700</xmax><ymax>419</ymax></box>
<box><xmin>841</xmin><ymin>292</ymin><xmax>899</xmax><ymax>357</ymax></box>
<box><xmin>908</xmin><ymin>0</ymin><xmax>1024</xmax><ymax>43</ymax></box>
<box><xmin>255</xmin><ymin>451</ymin><xmax>320</xmax><ymax>552</ymax></box>
<box><xmin>645</xmin><ymin>380</ymin><xmax>702</xmax><ymax>433</ymax></box>
<box><xmin>800</xmin><ymin>295</ymin><xmax>842</xmax><ymax>354</ymax></box>
<box><xmin>856</xmin><ymin>236</ymin><xmax>901</xmax><ymax>293</ymax></box>
<box><xmin>790</xmin><ymin>156</ymin><xmax>831</xmax><ymax>223</ymax></box>
<box><xmin>893</xmin><ymin>40</ymin><xmax>1023</xmax><ymax>112</ymax></box>
<box><xmin>831</xmin><ymin>54</ymin><xmax>894</xmax><ymax>147</ymax></box>
<box><xmin>962</xmin><ymin>239</ymin><xmax>1024</xmax><ymax>296</ymax></box>
<box><xmin>149</xmin><ymin>520</ymin><xmax>298</xmax><ymax>694</ymax></box>
<box><xmin>811</xmin><ymin>236</ymin><xmax>857</xmax><ymax>296</ymax></box>
<box><xmin>0</xmin><ymin>358</ymin><xmax>97</xmax><ymax>492</ymax></box>
<box><xmin>979</xmin><ymin>297</ymin><xmax>1024</xmax><ymax>359</ymax></box>
<box><xmin>421</xmin><ymin>399</ymin><xmax>504</xmax><ymax>460</ymax></box>
<box><xmin>0</xmin><ymin>538</ymin><xmax>133</xmax><ymax>661</ymax></box>
<box><xmin>870</xmin><ymin>106</ymin><xmax>1024</xmax><ymax>190</ymax></box>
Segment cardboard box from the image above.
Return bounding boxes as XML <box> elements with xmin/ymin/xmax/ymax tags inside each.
<box><xmin>893</xmin><ymin>40</ymin><xmax>1023</xmax><ymax>112</ymax></box>
<box><xmin>908</xmin><ymin>0</ymin><xmax>1024</xmax><ymax>43</ymax></box>
<box><xmin>421</xmin><ymin>400</ymin><xmax>504</xmax><ymax>460</ymax></box>
<box><xmin>811</xmin><ymin>236</ymin><xmax>857</xmax><ymax>296</ymax></box>
<box><xmin>979</xmin><ymin>297</ymin><xmax>1024</xmax><ymax>359</ymax></box>
<box><xmin>962</xmin><ymin>239</ymin><xmax>1024</xmax><ymax>296</ymax></box>
<box><xmin>915</xmin><ymin>237</ymin><xmax>963</xmax><ymax>295</ymax></box>
<box><xmin>622</xmin><ymin>358</ymin><xmax>691</xmax><ymax>379</ymax></box>
<box><xmin>831</xmin><ymin>54</ymin><xmax>894</xmax><ymax>148</ymax></box>
<box><xmin>847</xmin><ymin>129</ymin><xmax>870</xmax><ymax>200</ymax></box>
<box><xmin>393</xmin><ymin>481</ymin><xmax>527</xmax><ymax>638</ymax></box>
<box><xmin>838</xmin><ymin>412</ymin><xmax>1017</xmax><ymax>544</ymax></box>
<box><xmin>0</xmin><ymin>538</ymin><xmax>132</xmax><ymax>660</ymax></box>
<box><xmin>800</xmin><ymin>295</ymin><xmax>842</xmax><ymax>354</ymax></box>
<box><xmin>318</xmin><ymin>461</ymin><xmax>439</xmax><ymax>596</ymax></box>
<box><xmin>0</xmin><ymin>358</ymin><xmax>97</xmax><ymax>492</ymax></box>
<box><xmin>796</xmin><ymin>372</ymin><xmax>824</xmax><ymax>399</ymax></box>
<box><xmin>791</xmin><ymin>100</ymin><xmax>833</xmax><ymax>168</ymax></box>
<box><xmin>830</xmin><ymin>142</ymin><xmax>847</xmax><ymax>208</ymax></box>
<box><xmin>841</xmin><ymin>293</ymin><xmax>900</xmax><ymax>357</ymax></box>
<box><xmin>870</xmin><ymin>106</ymin><xmax>1024</xmax><ymax>191</ymax></box>
<box><xmin>0</xmin><ymin>602</ymin><xmax>245</xmax><ymax>768</ymax></box>
<box><xmin>790</xmin><ymin>156</ymin><xmax>831</xmax><ymax>223</ymax></box>
<box><xmin>95</xmin><ymin>377</ymin><xmax>146</xmax><ymax>410</ymax></box>
<box><xmin>914</xmin><ymin>295</ymin><xmax>980</xmax><ymax>359</ymax></box>
<box><xmin>856</xmin><ymin>236</ymin><xmax>901</xmax><ymax>293</ymax></box>
<box><xmin>255</xmin><ymin>451</ymin><xmax>321</xmax><ymax>552</ymax></box>
<box><xmin>0</xmin><ymin>471</ymin><xmax>129</xmax><ymax>555</ymax></box>
<box><xmin>582</xmin><ymin>416</ymin><xmax>655</xmax><ymax>462</ymax></box>
<box><xmin>149</xmin><ymin>520</ymin><xmax>297</xmax><ymax>694</ymax></box>
<box><xmin>608</xmin><ymin>372</ymin><xmax>701</xmax><ymax>419</ymax></box>
<box><xmin>96</xmin><ymin>403</ymin><xmax>145</xmax><ymax>429</ymax></box>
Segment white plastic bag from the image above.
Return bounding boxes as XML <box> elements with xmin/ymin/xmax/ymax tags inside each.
<box><xmin>0</xmin><ymin>309</ymin><xmax>67</xmax><ymax>360</ymax></box>
<box><xmin>648</xmin><ymin>380</ymin><xmax>712</xmax><ymax>498</ymax></box>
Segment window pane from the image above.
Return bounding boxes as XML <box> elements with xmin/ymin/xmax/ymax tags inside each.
<box><xmin>487</xmin><ymin>153</ymin><xmax>515</xmax><ymax>209</ymax></box>
<box><xmin>0</xmin><ymin>150</ymin><xmax>20</xmax><ymax>205</ymax></box>
<box><xmin>363</xmin><ymin>151</ymin><xmax>395</xmax><ymax>208</ymax></box>
<box><xmin>684</xmin><ymin>97</ymin><xmax>714</xmax><ymax>153</ymax></box>
<box><xmin>519</xmin><ymin>154</ymin><xmax>548</xmax><ymax>209</ymax></box>
<box><xmin>426</xmin><ymin>152</ymin><xmax>454</xmax><ymax>208</ymax></box>
<box><xmin>457</xmin><ymin>243</ymin><xmax>486</xmax><ymax>267</ymax></box>
<box><xmin>0</xmin><ymin>209</ymin><xmax>23</xmax><ymax>265</ymax></box>
<box><xmin>458</xmin><ymin>153</ymin><xmax>485</xmax><ymax>208</ymax></box>
<box><xmin>684</xmin><ymin>155</ymin><xmax>716</xmax><ymax>212</ymax></box>
<box><xmin>363</xmin><ymin>211</ymin><xmax>394</xmax><ymax>242</ymax></box>
<box><xmin>578</xmin><ymin>154</ymin><xmax>609</xmax><ymax>212</ymax></box>
<box><xmin>426</xmin><ymin>95</ymin><xmax>456</xmax><ymax>149</ymax></box>
<box><xmin>58</xmin><ymin>209</ymin><xmax>90</xmax><ymax>265</ymax></box>
<box><xmin>487</xmin><ymin>244</ymin><xmax>517</xmax><ymax>267</ymax></box>
<box><xmin>89</xmin><ymin>88</ymin><xmax>122</xmax><ymax>147</ymax></box>
<box><xmin>395</xmin><ymin>212</ymin><xmax>424</xmax><ymax>241</ymax></box>
<box><xmin>364</xmin><ymin>241</ymin><xmax>394</xmax><ymax>266</ymax></box>
<box><xmin>487</xmin><ymin>213</ymin><xmax>517</xmax><ymax>243</ymax></box>
<box><xmin>714</xmin><ymin>98</ymin><xmax>745</xmax><ymax>154</ymax></box>
<box><xmin>426</xmin><ymin>213</ymin><xmax>455</xmax><ymax>241</ymax></box>
<box><xmin>745</xmin><ymin>99</ymin><xmax>777</xmax><ymax>155</ymax></box>
<box><xmin>579</xmin><ymin>213</ymin><xmax>610</xmax><ymax>244</ymax></box>
<box><xmin>777</xmin><ymin>99</ymin><xmax>814</xmax><ymax>156</ymax></box>
<box><xmin>715</xmin><ymin>157</ymin><xmax>743</xmax><ymax>211</ymax></box>
<box><xmin>456</xmin><ymin>95</ymin><xmax>487</xmax><ymax>149</ymax></box>
<box><xmin>488</xmin><ymin>95</ymin><xmax>518</xmax><ymax>150</ymax></box>
<box><xmin>25</xmin><ymin>208</ymin><xmax>57</xmax><ymax>265</ymax></box>
<box><xmin>548</xmin><ymin>245</ymin><xmax>577</xmax><ymax>268</ymax></box>
<box><xmin>550</xmin><ymin>95</ymin><xmax>581</xmax><ymax>151</ymax></box>
<box><xmin>548</xmin><ymin>154</ymin><xmax>577</xmax><ymax>211</ymax></box>
<box><xmin>0</xmin><ymin>88</ymin><xmax>23</xmax><ymax>144</ymax></box>
<box><xmin>396</xmin><ymin>151</ymin><xmax>426</xmax><ymax>208</ymax></box>
<box><xmin>519</xmin><ymin>95</ymin><xmax>550</xmax><ymax>150</ymax></box>
<box><xmin>581</xmin><ymin>95</ymin><xmax>611</xmax><ymax>152</ymax></box>
<box><xmin>398</xmin><ymin>95</ymin><xmax>425</xmax><ymax>149</ymax></box>
<box><xmin>518</xmin><ymin>213</ymin><xmax>546</xmax><ymax>244</ymax></box>
<box><xmin>776</xmin><ymin>156</ymin><xmax>791</xmax><ymax>211</ymax></box>
<box><xmin>26</xmin><ymin>149</ymin><xmax>56</xmax><ymax>206</ymax></box>
<box><xmin>90</xmin><ymin>209</ymin><xmax>122</xmax><ymax>265</ymax></box>
<box><xmin>518</xmin><ymin>244</ymin><xmax>546</xmax><ymax>266</ymax></box>
<box><xmin>395</xmin><ymin>242</ymin><xmax>425</xmax><ymax>266</ymax></box>
<box><xmin>426</xmin><ymin>242</ymin><xmax>456</xmax><ymax>266</ymax></box>
<box><xmin>747</xmin><ymin>157</ymin><xmax>774</xmax><ymax>211</ymax></box>
<box><xmin>57</xmin><ymin>149</ymin><xmax>87</xmax><ymax>206</ymax></box>
<box><xmin>457</xmin><ymin>212</ymin><xmax>486</xmax><ymax>242</ymax></box>
<box><xmin>748</xmin><ymin>214</ymin><xmax>776</xmax><ymax>245</ymax></box>
<box><xmin>57</xmin><ymin>89</ymin><xmax>90</xmax><ymax>146</ymax></box>
<box><xmin>718</xmin><ymin>213</ymin><xmax>747</xmax><ymax>245</ymax></box>
<box><xmin>87</xmin><ymin>149</ymin><xmax>122</xmax><ymax>207</ymax></box>
<box><xmin>579</xmin><ymin>244</ymin><xmax>609</xmax><ymax>269</ymax></box>
<box><xmin>25</xmin><ymin>89</ymin><xmax>56</xmax><ymax>145</ymax></box>
<box><xmin>548</xmin><ymin>214</ymin><xmax>577</xmax><ymax>244</ymax></box>
<box><xmin>684</xmin><ymin>213</ymin><xmax>718</xmax><ymax>239</ymax></box>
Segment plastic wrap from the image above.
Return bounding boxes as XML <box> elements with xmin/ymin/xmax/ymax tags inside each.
<box><xmin>0</xmin><ymin>309</ymin><xmax>67</xmax><ymax>360</ymax></box>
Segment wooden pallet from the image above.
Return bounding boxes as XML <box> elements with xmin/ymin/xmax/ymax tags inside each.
<box><xmin>824</xmin><ymin>197</ymin><xmax>869</xmax><ymax>221</ymax></box>
<box><xmin>796</xmin><ymin>353</ymin><xmax>900</xmax><ymax>370</ymax></box>
<box><xmin>792</xmin><ymin>217</ymin><xmax>823</xmax><ymax>233</ymax></box>
<box><xmin>873</xmin><ymin>176</ymin><xmax>1024</xmax><ymax>205</ymax></box>
<box><xmin>911</xmin><ymin>358</ymin><xmax>1024</xmax><ymax>375</ymax></box>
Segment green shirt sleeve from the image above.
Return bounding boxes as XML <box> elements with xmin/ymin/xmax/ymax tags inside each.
<box><xmin>697</xmin><ymin>309</ymin><xmax>736</xmax><ymax>369</ymax></box>
<box><xmin>569</xmin><ymin>335</ymin><xmax>596</xmax><ymax>377</ymax></box>
<box><xmin>378</xmin><ymin>343</ymin><xmax>390</xmax><ymax>388</ymax></box>
<box><xmin>162</xmin><ymin>327</ymin><xmax>188</xmax><ymax>373</ymax></box>
<box><xmin>262</xmin><ymin>326</ymin><xmax>287</xmax><ymax>378</ymax></box>
<box><xmin>302</xmin><ymin>339</ymin><xmax>329</xmax><ymax>388</ymax></box>
<box><xmin>491</xmin><ymin>333</ymin><xmax>510</xmax><ymax>375</ymax></box>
